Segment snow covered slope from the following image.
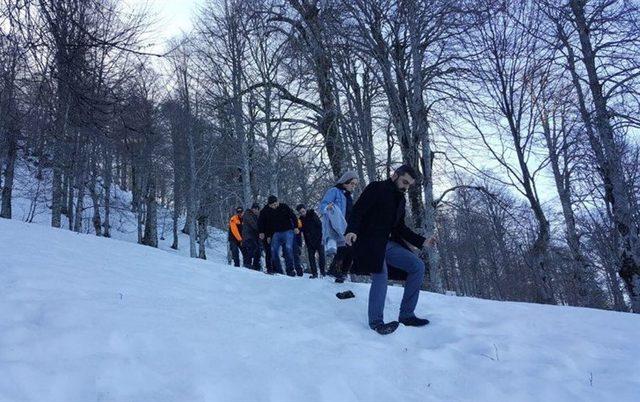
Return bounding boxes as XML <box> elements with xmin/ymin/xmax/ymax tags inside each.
<box><xmin>1</xmin><ymin>218</ymin><xmax>639</xmax><ymax>402</ymax></box>
<box><xmin>7</xmin><ymin>158</ymin><xmax>228</xmax><ymax>262</ymax></box>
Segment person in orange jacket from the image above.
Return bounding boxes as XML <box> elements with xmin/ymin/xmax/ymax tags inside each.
<box><xmin>228</xmin><ymin>207</ymin><xmax>244</xmax><ymax>267</ymax></box>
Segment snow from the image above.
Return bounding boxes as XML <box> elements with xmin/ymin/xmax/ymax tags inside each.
<box><xmin>7</xmin><ymin>157</ymin><xmax>228</xmax><ymax>260</ymax></box>
<box><xmin>1</xmin><ymin>218</ymin><xmax>640</xmax><ymax>402</ymax></box>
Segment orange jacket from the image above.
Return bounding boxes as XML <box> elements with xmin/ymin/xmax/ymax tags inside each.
<box><xmin>229</xmin><ymin>214</ymin><xmax>242</xmax><ymax>242</ymax></box>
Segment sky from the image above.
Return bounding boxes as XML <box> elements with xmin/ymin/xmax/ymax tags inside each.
<box><xmin>123</xmin><ymin>0</ymin><xmax>201</xmax><ymax>53</ymax></box>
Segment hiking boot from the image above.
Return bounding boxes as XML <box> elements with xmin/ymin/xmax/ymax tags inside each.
<box><xmin>399</xmin><ymin>316</ymin><xmax>430</xmax><ymax>327</ymax></box>
<box><xmin>372</xmin><ymin>321</ymin><xmax>399</xmax><ymax>335</ymax></box>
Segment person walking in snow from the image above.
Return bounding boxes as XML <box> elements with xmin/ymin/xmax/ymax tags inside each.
<box><xmin>258</xmin><ymin>195</ymin><xmax>300</xmax><ymax>276</ymax></box>
<box><xmin>228</xmin><ymin>207</ymin><xmax>244</xmax><ymax>267</ymax></box>
<box><xmin>293</xmin><ymin>215</ymin><xmax>304</xmax><ymax>275</ymax></box>
<box><xmin>241</xmin><ymin>203</ymin><xmax>262</xmax><ymax>271</ymax></box>
<box><xmin>320</xmin><ymin>171</ymin><xmax>358</xmax><ymax>283</ymax></box>
<box><xmin>296</xmin><ymin>204</ymin><xmax>326</xmax><ymax>278</ymax></box>
<box><xmin>344</xmin><ymin>165</ymin><xmax>437</xmax><ymax>335</ymax></box>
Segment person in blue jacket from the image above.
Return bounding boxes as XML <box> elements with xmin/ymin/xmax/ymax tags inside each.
<box><xmin>320</xmin><ymin>171</ymin><xmax>359</xmax><ymax>283</ymax></box>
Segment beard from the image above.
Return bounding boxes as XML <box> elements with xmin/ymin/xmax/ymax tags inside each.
<box><xmin>392</xmin><ymin>177</ymin><xmax>407</xmax><ymax>193</ymax></box>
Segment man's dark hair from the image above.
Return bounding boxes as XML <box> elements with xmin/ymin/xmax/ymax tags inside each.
<box><xmin>295</xmin><ymin>204</ymin><xmax>306</xmax><ymax>211</ymax></box>
<box><xmin>267</xmin><ymin>195</ymin><xmax>278</xmax><ymax>205</ymax></box>
<box><xmin>236</xmin><ymin>207</ymin><xmax>244</xmax><ymax>213</ymax></box>
<box><xmin>394</xmin><ymin>164</ymin><xmax>418</xmax><ymax>180</ymax></box>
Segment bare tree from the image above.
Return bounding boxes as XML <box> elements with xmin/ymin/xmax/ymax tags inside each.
<box><xmin>460</xmin><ymin>1</ymin><xmax>556</xmax><ymax>303</ymax></box>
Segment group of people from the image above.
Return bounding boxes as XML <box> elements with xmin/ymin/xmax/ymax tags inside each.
<box><xmin>228</xmin><ymin>165</ymin><xmax>437</xmax><ymax>335</ymax></box>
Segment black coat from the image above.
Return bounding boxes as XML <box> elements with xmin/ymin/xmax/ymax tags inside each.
<box><xmin>242</xmin><ymin>210</ymin><xmax>259</xmax><ymax>241</ymax></box>
<box><xmin>258</xmin><ymin>203</ymin><xmax>297</xmax><ymax>238</ymax></box>
<box><xmin>346</xmin><ymin>179</ymin><xmax>425</xmax><ymax>276</ymax></box>
<box><xmin>300</xmin><ymin>209</ymin><xmax>322</xmax><ymax>247</ymax></box>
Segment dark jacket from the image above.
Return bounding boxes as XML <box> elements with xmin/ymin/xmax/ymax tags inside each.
<box><xmin>346</xmin><ymin>179</ymin><xmax>425</xmax><ymax>276</ymax></box>
<box><xmin>300</xmin><ymin>209</ymin><xmax>323</xmax><ymax>247</ymax></box>
<box><xmin>343</xmin><ymin>188</ymin><xmax>354</xmax><ymax>223</ymax></box>
<box><xmin>258</xmin><ymin>203</ymin><xmax>297</xmax><ymax>238</ymax></box>
<box><xmin>242</xmin><ymin>209</ymin><xmax>259</xmax><ymax>241</ymax></box>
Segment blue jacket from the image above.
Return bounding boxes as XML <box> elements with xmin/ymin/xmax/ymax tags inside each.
<box><xmin>322</xmin><ymin>205</ymin><xmax>347</xmax><ymax>251</ymax></box>
<box><xmin>320</xmin><ymin>187</ymin><xmax>347</xmax><ymax>217</ymax></box>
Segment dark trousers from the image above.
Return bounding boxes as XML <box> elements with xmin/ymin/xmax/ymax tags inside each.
<box><xmin>230</xmin><ymin>240</ymin><xmax>241</xmax><ymax>267</ymax></box>
<box><xmin>293</xmin><ymin>234</ymin><xmax>303</xmax><ymax>275</ymax></box>
<box><xmin>306</xmin><ymin>242</ymin><xmax>326</xmax><ymax>276</ymax></box>
<box><xmin>242</xmin><ymin>238</ymin><xmax>262</xmax><ymax>270</ymax></box>
<box><xmin>263</xmin><ymin>238</ymin><xmax>273</xmax><ymax>273</ymax></box>
<box><xmin>330</xmin><ymin>245</ymin><xmax>353</xmax><ymax>279</ymax></box>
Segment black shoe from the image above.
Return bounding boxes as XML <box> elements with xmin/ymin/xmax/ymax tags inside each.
<box><xmin>296</xmin><ymin>272</ymin><xmax>303</xmax><ymax>277</ymax></box>
<box><xmin>372</xmin><ymin>321</ymin><xmax>399</xmax><ymax>335</ymax></box>
<box><xmin>336</xmin><ymin>290</ymin><xmax>355</xmax><ymax>300</ymax></box>
<box><xmin>399</xmin><ymin>316</ymin><xmax>430</xmax><ymax>327</ymax></box>
<box><xmin>335</xmin><ymin>276</ymin><xmax>345</xmax><ymax>283</ymax></box>
<box><xmin>309</xmin><ymin>274</ymin><xmax>318</xmax><ymax>279</ymax></box>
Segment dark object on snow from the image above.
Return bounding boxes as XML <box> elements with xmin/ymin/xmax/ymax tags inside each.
<box><xmin>336</xmin><ymin>290</ymin><xmax>355</xmax><ymax>300</ymax></box>
<box><xmin>373</xmin><ymin>321</ymin><xmax>399</xmax><ymax>335</ymax></box>
<box><xmin>399</xmin><ymin>316</ymin><xmax>430</xmax><ymax>327</ymax></box>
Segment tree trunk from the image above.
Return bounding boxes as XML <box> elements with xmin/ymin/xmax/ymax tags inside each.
<box><xmin>142</xmin><ymin>176</ymin><xmax>158</xmax><ymax>247</ymax></box>
<box><xmin>570</xmin><ymin>0</ymin><xmax>640</xmax><ymax>312</ymax></box>
<box><xmin>402</xmin><ymin>1</ymin><xmax>439</xmax><ymax>290</ymax></box>
<box><xmin>102</xmin><ymin>146</ymin><xmax>112</xmax><ymax>238</ymax></box>
<box><xmin>0</xmin><ymin>129</ymin><xmax>17</xmax><ymax>219</ymax></box>
<box><xmin>287</xmin><ymin>0</ymin><xmax>345</xmax><ymax>178</ymax></box>
<box><xmin>186</xmin><ymin>123</ymin><xmax>198</xmax><ymax>257</ymax></box>
<box><xmin>73</xmin><ymin>179</ymin><xmax>85</xmax><ymax>233</ymax></box>
<box><xmin>264</xmin><ymin>85</ymin><xmax>279</xmax><ymax>196</ymax></box>
<box><xmin>89</xmin><ymin>154</ymin><xmax>102</xmax><ymax>236</ymax></box>
<box><xmin>197</xmin><ymin>212</ymin><xmax>208</xmax><ymax>259</ymax></box>
<box><xmin>66</xmin><ymin>173</ymin><xmax>74</xmax><ymax>230</ymax></box>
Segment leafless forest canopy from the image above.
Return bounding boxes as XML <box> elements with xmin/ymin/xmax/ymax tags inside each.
<box><xmin>1</xmin><ymin>0</ymin><xmax>640</xmax><ymax>312</ymax></box>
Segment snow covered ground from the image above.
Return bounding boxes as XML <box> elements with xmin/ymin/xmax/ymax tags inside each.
<box><xmin>1</xmin><ymin>218</ymin><xmax>639</xmax><ymax>402</ymax></box>
<box><xmin>7</xmin><ymin>157</ymin><xmax>228</xmax><ymax>261</ymax></box>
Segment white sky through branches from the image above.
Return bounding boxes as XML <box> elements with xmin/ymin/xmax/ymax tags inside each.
<box><xmin>124</xmin><ymin>0</ymin><xmax>201</xmax><ymax>53</ymax></box>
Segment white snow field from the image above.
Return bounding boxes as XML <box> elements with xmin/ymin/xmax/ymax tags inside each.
<box><xmin>1</xmin><ymin>219</ymin><xmax>640</xmax><ymax>402</ymax></box>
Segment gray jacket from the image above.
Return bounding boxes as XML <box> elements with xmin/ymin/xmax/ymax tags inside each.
<box><xmin>242</xmin><ymin>210</ymin><xmax>259</xmax><ymax>241</ymax></box>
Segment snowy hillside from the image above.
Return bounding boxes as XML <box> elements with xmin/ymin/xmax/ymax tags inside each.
<box><xmin>1</xmin><ymin>218</ymin><xmax>639</xmax><ymax>402</ymax></box>
<box><xmin>7</xmin><ymin>158</ymin><xmax>228</xmax><ymax>261</ymax></box>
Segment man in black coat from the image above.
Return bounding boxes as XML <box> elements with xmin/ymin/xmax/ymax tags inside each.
<box><xmin>345</xmin><ymin>165</ymin><xmax>436</xmax><ymax>335</ymax></box>
<box><xmin>241</xmin><ymin>203</ymin><xmax>262</xmax><ymax>270</ymax></box>
<box><xmin>296</xmin><ymin>204</ymin><xmax>326</xmax><ymax>278</ymax></box>
<box><xmin>258</xmin><ymin>195</ymin><xmax>300</xmax><ymax>276</ymax></box>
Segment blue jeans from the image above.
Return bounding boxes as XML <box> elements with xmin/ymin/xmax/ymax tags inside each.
<box><xmin>271</xmin><ymin>230</ymin><xmax>295</xmax><ymax>275</ymax></box>
<box><xmin>369</xmin><ymin>241</ymin><xmax>425</xmax><ymax>328</ymax></box>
